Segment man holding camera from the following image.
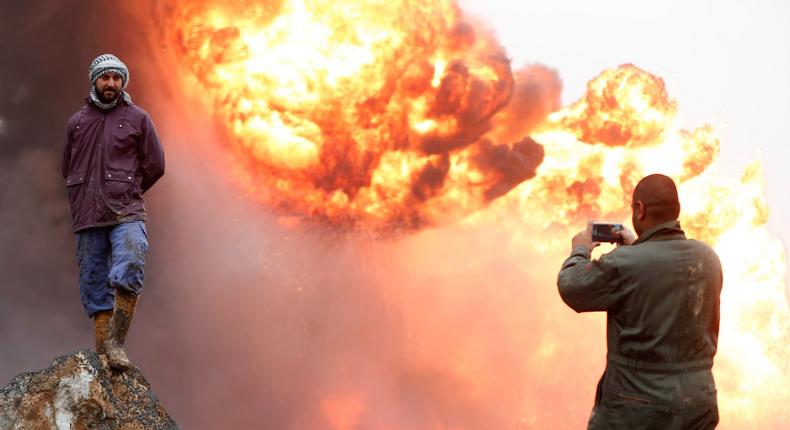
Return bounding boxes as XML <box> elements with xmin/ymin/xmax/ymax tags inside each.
<box><xmin>557</xmin><ymin>174</ymin><xmax>722</xmax><ymax>429</ymax></box>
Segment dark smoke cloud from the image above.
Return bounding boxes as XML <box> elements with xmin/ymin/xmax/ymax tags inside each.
<box><xmin>1</xmin><ymin>1</ymin><xmax>592</xmax><ymax>429</ymax></box>
<box><xmin>489</xmin><ymin>64</ymin><xmax>563</xmax><ymax>144</ymax></box>
<box><xmin>420</xmin><ymin>57</ymin><xmax>514</xmax><ymax>156</ymax></box>
<box><xmin>411</xmin><ymin>155</ymin><xmax>450</xmax><ymax>202</ymax></box>
<box><xmin>474</xmin><ymin>136</ymin><xmax>545</xmax><ymax>201</ymax></box>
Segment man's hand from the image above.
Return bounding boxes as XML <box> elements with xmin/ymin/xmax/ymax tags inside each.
<box><xmin>571</xmin><ymin>223</ymin><xmax>600</xmax><ymax>252</ymax></box>
<box><xmin>613</xmin><ymin>227</ymin><xmax>637</xmax><ymax>246</ymax></box>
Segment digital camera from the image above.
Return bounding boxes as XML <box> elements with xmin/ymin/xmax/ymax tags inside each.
<box><xmin>591</xmin><ymin>222</ymin><xmax>624</xmax><ymax>244</ymax></box>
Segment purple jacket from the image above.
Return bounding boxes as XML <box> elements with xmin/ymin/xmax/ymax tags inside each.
<box><xmin>62</xmin><ymin>98</ymin><xmax>165</xmax><ymax>232</ymax></box>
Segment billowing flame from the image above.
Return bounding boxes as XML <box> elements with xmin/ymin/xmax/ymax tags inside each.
<box><xmin>546</xmin><ymin>64</ymin><xmax>678</xmax><ymax>147</ymax></box>
<box><xmin>167</xmin><ymin>1</ymin><xmax>789</xmax><ymax>428</ymax></box>
<box><xmin>171</xmin><ymin>0</ymin><xmax>549</xmax><ymax>232</ymax></box>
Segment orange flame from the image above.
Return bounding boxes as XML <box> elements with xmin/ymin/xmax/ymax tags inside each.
<box><xmin>170</xmin><ymin>0</ymin><xmax>549</xmax><ymax>232</ymax></box>
<box><xmin>544</xmin><ymin>64</ymin><xmax>677</xmax><ymax>147</ymax></box>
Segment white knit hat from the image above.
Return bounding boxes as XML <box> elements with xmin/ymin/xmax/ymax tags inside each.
<box><xmin>88</xmin><ymin>54</ymin><xmax>129</xmax><ymax>89</ymax></box>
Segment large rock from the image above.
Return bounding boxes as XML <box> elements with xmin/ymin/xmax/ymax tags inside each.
<box><xmin>0</xmin><ymin>350</ymin><xmax>177</xmax><ymax>429</ymax></box>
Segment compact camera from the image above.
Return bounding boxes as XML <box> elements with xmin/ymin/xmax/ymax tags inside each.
<box><xmin>591</xmin><ymin>222</ymin><xmax>624</xmax><ymax>244</ymax></box>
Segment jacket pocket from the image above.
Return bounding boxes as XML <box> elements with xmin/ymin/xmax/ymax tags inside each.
<box><xmin>103</xmin><ymin>170</ymin><xmax>134</xmax><ymax>204</ymax></box>
<box><xmin>608</xmin><ymin>392</ymin><xmax>669</xmax><ymax>428</ymax></box>
<box><xmin>65</xmin><ymin>173</ymin><xmax>86</xmax><ymax>187</ymax></box>
<box><xmin>65</xmin><ymin>173</ymin><xmax>87</xmax><ymax>206</ymax></box>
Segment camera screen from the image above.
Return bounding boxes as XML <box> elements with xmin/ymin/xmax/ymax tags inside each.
<box><xmin>592</xmin><ymin>223</ymin><xmax>623</xmax><ymax>243</ymax></box>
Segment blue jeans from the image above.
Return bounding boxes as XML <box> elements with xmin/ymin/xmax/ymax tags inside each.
<box><xmin>75</xmin><ymin>221</ymin><xmax>148</xmax><ymax>317</ymax></box>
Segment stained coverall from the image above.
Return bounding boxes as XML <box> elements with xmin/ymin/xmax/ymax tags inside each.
<box><xmin>558</xmin><ymin>221</ymin><xmax>722</xmax><ymax>429</ymax></box>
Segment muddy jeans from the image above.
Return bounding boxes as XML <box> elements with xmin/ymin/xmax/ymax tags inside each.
<box><xmin>75</xmin><ymin>221</ymin><xmax>148</xmax><ymax>317</ymax></box>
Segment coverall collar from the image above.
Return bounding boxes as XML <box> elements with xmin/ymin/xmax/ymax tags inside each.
<box><xmin>633</xmin><ymin>220</ymin><xmax>686</xmax><ymax>245</ymax></box>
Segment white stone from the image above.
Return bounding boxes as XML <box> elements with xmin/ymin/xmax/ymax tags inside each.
<box><xmin>53</xmin><ymin>361</ymin><xmax>95</xmax><ymax>430</ymax></box>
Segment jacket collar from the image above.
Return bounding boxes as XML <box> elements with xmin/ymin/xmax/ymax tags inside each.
<box><xmin>633</xmin><ymin>220</ymin><xmax>686</xmax><ymax>245</ymax></box>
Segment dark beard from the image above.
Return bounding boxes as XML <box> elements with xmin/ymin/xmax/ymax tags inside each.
<box><xmin>96</xmin><ymin>89</ymin><xmax>119</xmax><ymax>104</ymax></box>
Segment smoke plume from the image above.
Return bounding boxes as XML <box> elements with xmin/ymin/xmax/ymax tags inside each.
<box><xmin>0</xmin><ymin>0</ymin><xmax>116</xmax><ymax>379</ymax></box>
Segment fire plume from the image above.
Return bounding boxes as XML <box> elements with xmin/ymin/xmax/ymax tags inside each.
<box><xmin>544</xmin><ymin>64</ymin><xmax>677</xmax><ymax>147</ymax></box>
<box><xmin>165</xmin><ymin>1</ymin><xmax>790</xmax><ymax>428</ymax></box>
<box><xmin>486</xmin><ymin>65</ymin><xmax>790</xmax><ymax>427</ymax></box>
<box><xmin>171</xmin><ymin>0</ymin><xmax>545</xmax><ymax>232</ymax></box>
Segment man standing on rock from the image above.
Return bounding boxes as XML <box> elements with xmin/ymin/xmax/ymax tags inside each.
<box><xmin>62</xmin><ymin>54</ymin><xmax>165</xmax><ymax>369</ymax></box>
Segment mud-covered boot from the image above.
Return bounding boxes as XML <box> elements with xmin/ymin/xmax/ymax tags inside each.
<box><xmin>103</xmin><ymin>290</ymin><xmax>139</xmax><ymax>370</ymax></box>
<box><xmin>93</xmin><ymin>310</ymin><xmax>112</xmax><ymax>354</ymax></box>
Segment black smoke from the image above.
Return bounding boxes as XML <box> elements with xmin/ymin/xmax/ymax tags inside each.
<box><xmin>0</xmin><ymin>0</ymin><xmax>112</xmax><ymax>376</ymax></box>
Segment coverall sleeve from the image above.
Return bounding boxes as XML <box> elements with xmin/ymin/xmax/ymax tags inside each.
<box><xmin>557</xmin><ymin>245</ymin><xmax>621</xmax><ymax>313</ymax></box>
<box><xmin>137</xmin><ymin>113</ymin><xmax>165</xmax><ymax>192</ymax></box>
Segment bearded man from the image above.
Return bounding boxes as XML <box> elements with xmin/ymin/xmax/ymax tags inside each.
<box><xmin>62</xmin><ymin>53</ymin><xmax>165</xmax><ymax>369</ymax></box>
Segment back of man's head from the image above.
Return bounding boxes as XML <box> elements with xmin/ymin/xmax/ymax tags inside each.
<box><xmin>633</xmin><ymin>174</ymin><xmax>680</xmax><ymax>223</ymax></box>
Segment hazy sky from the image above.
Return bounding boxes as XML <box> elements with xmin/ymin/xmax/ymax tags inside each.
<box><xmin>459</xmin><ymin>0</ymin><xmax>790</xmax><ymax>245</ymax></box>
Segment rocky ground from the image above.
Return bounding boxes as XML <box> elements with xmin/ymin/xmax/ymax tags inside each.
<box><xmin>0</xmin><ymin>350</ymin><xmax>177</xmax><ymax>429</ymax></box>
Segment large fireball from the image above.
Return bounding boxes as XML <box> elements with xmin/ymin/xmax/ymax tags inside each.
<box><xmin>172</xmin><ymin>0</ymin><xmax>546</xmax><ymax>232</ymax></box>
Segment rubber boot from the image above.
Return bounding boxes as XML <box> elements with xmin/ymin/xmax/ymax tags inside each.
<box><xmin>103</xmin><ymin>290</ymin><xmax>139</xmax><ymax>370</ymax></box>
<box><xmin>93</xmin><ymin>310</ymin><xmax>112</xmax><ymax>354</ymax></box>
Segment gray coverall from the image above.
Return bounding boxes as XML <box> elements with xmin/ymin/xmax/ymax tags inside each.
<box><xmin>558</xmin><ymin>221</ymin><xmax>722</xmax><ymax>429</ymax></box>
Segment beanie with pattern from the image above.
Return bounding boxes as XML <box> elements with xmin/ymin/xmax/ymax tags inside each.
<box><xmin>88</xmin><ymin>53</ymin><xmax>132</xmax><ymax>110</ymax></box>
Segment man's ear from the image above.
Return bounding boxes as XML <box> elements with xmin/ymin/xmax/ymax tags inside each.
<box><xmin>636</xmin><ymin>201</ymin><xmax>647</xmax><ymax>221</ymax></box>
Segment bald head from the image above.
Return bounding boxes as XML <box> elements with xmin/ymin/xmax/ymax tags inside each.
<box><xmin>631</xmin><ymin>174</ymin><xmax>680</xmax><ymax>234</ymax></box>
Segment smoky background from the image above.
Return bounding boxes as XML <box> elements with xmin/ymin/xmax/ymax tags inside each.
<box><xmin>0</xmin><ymin>1</ymin><xmax>600</xmax><ymax>429</ymax></box>
<box><xmin>0</xmin><ymin>0</ymin><xmax>121</xmax><ymax>377</ymax></box>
